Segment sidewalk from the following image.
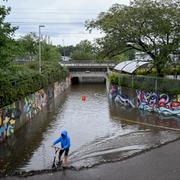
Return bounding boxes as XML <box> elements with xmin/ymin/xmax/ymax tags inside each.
<box><xmin>4</xmin><ymin>139</ymin><xmax>180</xmax><ymax>180</ymax></box>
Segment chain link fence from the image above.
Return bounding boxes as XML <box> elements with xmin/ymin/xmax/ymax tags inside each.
<box><xmin>117</xmin><ymin>74</ymin><xmax>180</xmax><ymax>94</ymax></box>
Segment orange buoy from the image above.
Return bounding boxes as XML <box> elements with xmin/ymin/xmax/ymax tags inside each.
<box><xmin>82</xmin><ymin>96</ymin><xmax>86</xmax><ymax>101</ymax></box>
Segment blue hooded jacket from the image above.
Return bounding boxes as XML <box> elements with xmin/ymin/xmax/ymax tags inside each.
<box><xmin>53</xmin><ymin>130</ymin><xmax>70</xmax><ymax>149</ymax></box>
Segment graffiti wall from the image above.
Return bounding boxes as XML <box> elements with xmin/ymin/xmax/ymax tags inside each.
<box><xmin>137</xmin><ymin>90</ymin><xmax>180</xmax><ymax>116</ymax></box>
<box><xmin>0</xmin><ymin>79</ymin><xmax>70</xmax><ymax>143</ymax></box>
<box><xmin>109</xmin><ymin>85</ymin><xmax>180</xmax><ymax>117</ymax></box>
<box><xmin>23</xmin><ymin>89</ymin><xmax>48</xmax><ymax>120</ymax></box>
<box><xmin>109</xmin><ymin>85</ymin><xmax>135</xmax><ymax>108</ymax></box>
<box><xmin>54</xmin><ymin>77</ymin><xmax>70</xmax><ymax>98</ymax></box>
<box><xmin>0</xmin><ymin>103</ymin><xmax>21</xmax><ymax>143</ymax></box>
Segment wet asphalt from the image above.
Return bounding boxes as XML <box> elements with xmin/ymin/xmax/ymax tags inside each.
<box><xmin>3</xmin><ymin>138</ymin><xmax>180</xmax><ymax>180</ymax></box>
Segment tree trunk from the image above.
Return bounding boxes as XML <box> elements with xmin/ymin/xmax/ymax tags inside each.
<box><xmin>156</xmin><ymin>64</ymin><xmax>164</xmax><ymax>77</ymax></box>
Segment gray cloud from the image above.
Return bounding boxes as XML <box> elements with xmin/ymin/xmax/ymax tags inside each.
<box><xmin>3</xmin><ymin>0</ymin><xmax>129</xmax><ymax>45</ymax></box>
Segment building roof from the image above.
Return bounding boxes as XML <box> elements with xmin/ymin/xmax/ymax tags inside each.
<box><xmin>114</xmin><ymin>60</ymin><xmax>150</xmax><ymax>74</ymax></box>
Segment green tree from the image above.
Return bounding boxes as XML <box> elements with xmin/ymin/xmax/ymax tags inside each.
<box><xmin>17</xmin><ymin>33</ymin><xmax>38</xmax><ymax>60</ymax></box>
<box><xmin>58</xmin><ymin>45</ymin><xmax>75</xmax><ymax>57</ymax></box>
<box><xmin>42</xmin><ymin>43</ymin><xmax>60</xmax><ymax>62</ymax></box>
<box><xmin>0</xmin><ymin>4</ymin><xmax>17</xmax><ymax>69</ymax></box>
<box><xmin>70</xmin><ymin>40</ymin><xmax>95</xmax><ymax>60</ymax></box>
<box><xmin>86</xmin><ymin>0</ymin><xmax>180</xmax><ymax>76</ymax></box>
<box><xmin>111</xmin><ymin>53</ymin><xmax>128</xmax><ymax>63</ymax></box>
<box><xmin>17</xmin><ymin>33</ymin><xmax>61</xmax><ymax>62</ymax></box>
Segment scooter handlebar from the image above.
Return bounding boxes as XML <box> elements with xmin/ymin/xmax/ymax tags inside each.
<box><xmin>52</xmin><ymin>145</ymin><xmax>62</xmax><ymax>151</ymax></box>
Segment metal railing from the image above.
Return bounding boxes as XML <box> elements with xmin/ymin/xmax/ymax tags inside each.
<box><xmin>112</xmin><ymin>73</ymin><xmax>180</xmax><ymax>93</ymax></box>
<box><xmin>60</xmin><ymin>60</ymin><xmax>116</xmax><ymax>68</ymax></box>
<box><xmin>60</xmin><ymin>60</ymin><xmax>116</xmax><ymax>64</ymax></box>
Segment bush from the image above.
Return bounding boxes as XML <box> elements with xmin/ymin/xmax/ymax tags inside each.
<box><xmin>108</xmin><ymin>72</ymin><xmax>119</xmax><ymax>85</ymax></box>
<box><xmin>0</xmin><ymin>62</ymin><xmax>68</xmax><ymax>108</ymax></box>
<box><xmin>108</xmin><ymin>72</ymin><xmax>180</xmax><ymax>94</ymax></box>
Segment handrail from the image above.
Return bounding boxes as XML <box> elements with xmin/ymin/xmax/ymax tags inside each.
<box><xmin>60</xmin><ymin>60</ymin><xmax>116</xmax><ymax>64</ymax></box>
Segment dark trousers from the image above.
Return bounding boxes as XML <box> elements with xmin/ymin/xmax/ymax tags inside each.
<box><xmin>59</xmin><ymin>148</ymin><xmax>69</xmax><ymax>161</ymax></box>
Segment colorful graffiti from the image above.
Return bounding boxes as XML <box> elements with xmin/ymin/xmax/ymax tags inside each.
<box><xmin>109</xmin><ymin>85</ymin><xmax>180</xmax><ymax>117</ymax></box>
<box><xmin>137</xmin><ymin>90</ymin><xmax>180</xmax><ymax>116</ymax></box>
<box><xmin>109</xmin><ymin>85</ymin><xmax>135</xmax><ymax>108</ymax></box>
<box><xmin>23</xmin><ymin>89</ymin><xmax>48</xmax><ymax>119</ymax></box>
<box><xmin>0</xmin><ymin>89</ymin><xmax>48</xmax><ymax>143</ymax></box>
<box><xmin>136</xmin><ymin>90</ymin><xmax>158</xmax><ymax>112</ymax></box>
<box><xmin>0</xmin><ymin>103</ymin><xmax>21</xmax><ymax>143</ymax></box>
<box><xmin>54</xmin><ymin>77</ymin><xmax>70</xmax><ymax>98</ymax></box>
<box><xmin>0</xmin><ymin>80</ymin><xmax>70</xmax><ymax>144</ymax></box>
<box><xmin>54</xmin><ymin>82</ymin><xmax>62</xmax><ymax>98</ymax></box>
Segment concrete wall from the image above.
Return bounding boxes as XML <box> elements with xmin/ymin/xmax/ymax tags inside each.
<box><xmin>0</xmin><ymin>77</ymin><xmax>71</xmax><ymax>143</ymax></box>
<box><xmin>165</xmin><ymin>75</ymin><xmax>180</xmax><ymax>80</ymax></box>
<box><xmin>70</xmin><ymin>71</ymin><xmax>107</xmax><ymax>83</ymax></box>
<box><xmin>79</xmin><ymin>77</ymin><xmax>106</xmax><ymax>83</ymax></box>
<box><xmin>109</xmin><ymin>85</ymin><xmax>180</xmax><ymax>117</ymax></box>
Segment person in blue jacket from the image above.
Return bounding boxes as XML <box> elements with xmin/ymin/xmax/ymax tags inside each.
<box><xmin>52</xmin><ymin>130</ymin><xmax>71</xmax><ymax>166</ymax></box>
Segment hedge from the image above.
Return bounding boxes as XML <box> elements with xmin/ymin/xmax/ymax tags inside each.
<box><xmin>0</xmin><ymin>62</ymin><xmax>68</xmax><ymax>108</ymax></box>
<box><xmin>108</xmin><ymin>72</ymin><xmax>180</xmax><ymax>94</ymax></box>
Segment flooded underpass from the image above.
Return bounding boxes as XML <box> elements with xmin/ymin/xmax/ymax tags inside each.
<box><xmin>0</xmin><ymin>84</ymin><xmax>180</xmax><ymax>176</ymax></box>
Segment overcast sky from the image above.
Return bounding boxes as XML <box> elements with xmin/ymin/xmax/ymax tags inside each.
<box><xmin>2</xmin><ymin>0</ymin><xmax>130</xmax><ymax>46</ymax></box>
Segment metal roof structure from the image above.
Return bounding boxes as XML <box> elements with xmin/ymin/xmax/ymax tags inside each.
<box><xmin>114</xmin><ymin>60</ymin><xmax>151</xmax><ymax>74</ymax></box>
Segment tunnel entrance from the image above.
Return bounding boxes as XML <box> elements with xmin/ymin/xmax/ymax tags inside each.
<box><xmin>71</xmin><ymin>77</ymin><xmax>79</xmax><ymax>84</ymax></box>
<box><xmin>103</xmin><ymin>78</ymin><xmax>106</xmax><ymax>84</ymax></box>
<box><xmin>71</xmin><ymin>76</ymin><xmax>107</xmax><ymax>84</ymax></box>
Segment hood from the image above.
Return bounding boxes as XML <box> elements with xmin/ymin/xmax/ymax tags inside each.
<box><xmin>61</xmin><ymin>130</ymin><xmax>67</xmax><ymax>137</ymax></box>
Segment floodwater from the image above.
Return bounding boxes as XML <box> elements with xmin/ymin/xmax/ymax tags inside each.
<box><xmin>0</xmin><ymin>84</ymin><xmax>180</xmax><ymax>175</ymax></box>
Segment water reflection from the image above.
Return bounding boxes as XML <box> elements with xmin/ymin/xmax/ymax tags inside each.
<box><xmin>109</xmin><ymin>102</ymin><xmax>180</xmax><ymax>130</ymax></box>
<box><xmin>0</xmin><ymin>84</ymin><xmax>180</xmax><ymax>175</ymax></box>
<box><xmin>0</xmin><ymin>91</ymin><xmax>68</xmax><ymax>175</ymax></box>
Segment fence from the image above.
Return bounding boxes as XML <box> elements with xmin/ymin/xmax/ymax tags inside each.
<box><xmin>112</xmin><ymin>73</ymin><xmax>180</xmax><ymax>94</ymax></box>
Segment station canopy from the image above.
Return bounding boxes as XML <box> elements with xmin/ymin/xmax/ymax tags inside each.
<box><xmin>114</xmin><ymin>60</ymin><xmax>151</xmax><ymax>74</ymax></box>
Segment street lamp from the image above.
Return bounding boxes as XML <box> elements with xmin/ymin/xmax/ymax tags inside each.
<box><xmin>62</xmin><ymin>39</ymin><xmax>66</xmax><ymax>61</ymax></box>
<box><xmin>39</xmin><ymin>25</ymin><xmax>45</xmax><ymax>74</ymax></box>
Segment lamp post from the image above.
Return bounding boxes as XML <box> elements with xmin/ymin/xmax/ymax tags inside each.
<box><xmin>62</xmin><ymin>39</ymin><xmax>66</xmax><ymax>61</ymax></box>
<box><xmin>39</xmin><ymin>25</ymin><xmax>45</xmax><ymax>74</ymax></box>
